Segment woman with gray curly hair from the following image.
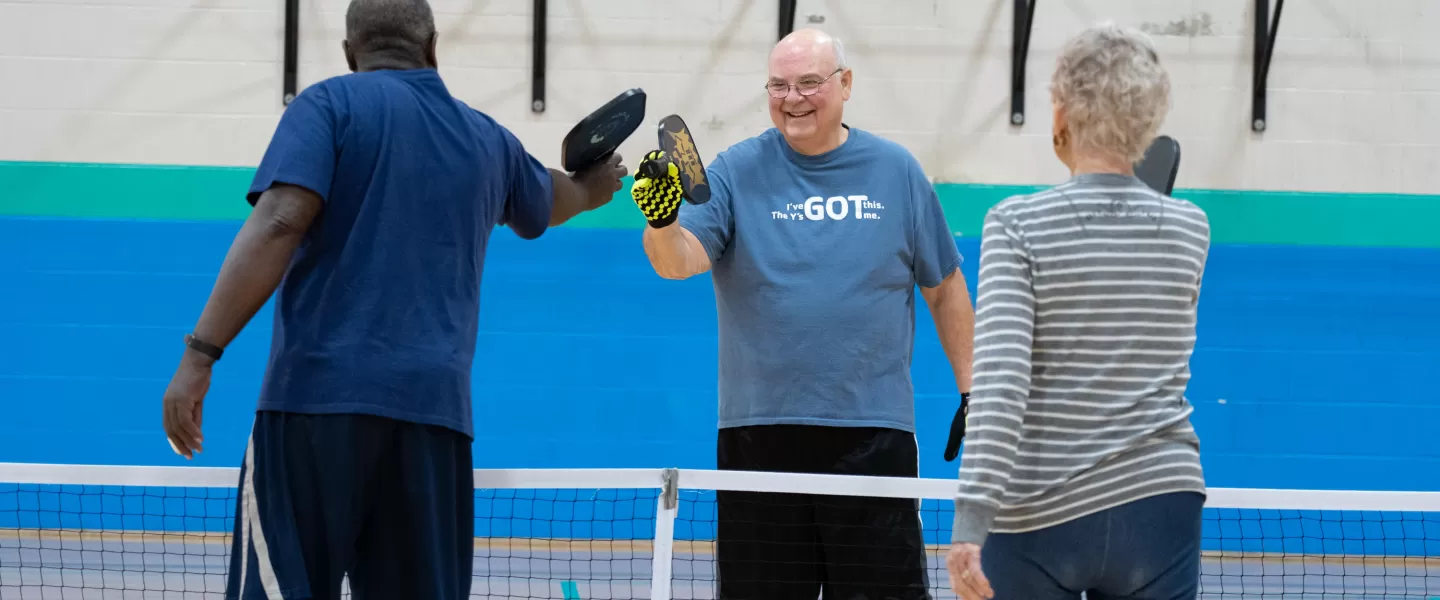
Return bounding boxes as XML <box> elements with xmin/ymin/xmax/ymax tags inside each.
<box><xmin>946</xmin><ymin>22</ymin><xmax>1211</xmax><ymax>600</ymax></box>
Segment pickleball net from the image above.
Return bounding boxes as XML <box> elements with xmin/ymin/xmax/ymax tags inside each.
<box><xmin>2</xmin><ymin>463</ymin><xmax>1438</xmax><ymax>599</ymax></box>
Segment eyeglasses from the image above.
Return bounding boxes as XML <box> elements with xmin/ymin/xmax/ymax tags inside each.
<box><xmin>765</xmin><ymin>68</ymin><xmax>844</xmax><ymax>99</ymax></box>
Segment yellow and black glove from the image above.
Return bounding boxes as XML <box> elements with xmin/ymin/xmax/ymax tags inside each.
<box><xmin>631</xmin><ymin>150</ymin><xmax>686</xmax><ymax>228</ymax></box>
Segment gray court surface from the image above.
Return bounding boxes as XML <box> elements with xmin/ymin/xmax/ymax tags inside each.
<box><xmin>3</xmin><ymin>536</ymin><xmax>1438</xmax><ymax>599</ymax></box>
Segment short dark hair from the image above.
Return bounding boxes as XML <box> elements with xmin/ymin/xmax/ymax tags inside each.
<box><xmin>345</xmin><ymin>0</ymin><xmax>437</xmax><ymax>61</ymax></box>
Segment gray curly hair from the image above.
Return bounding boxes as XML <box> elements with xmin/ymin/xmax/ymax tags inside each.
<box><xmin>1050</xmin><ymin>22</ymin><xmax>1171</xmax><ymax>163</ymax></box>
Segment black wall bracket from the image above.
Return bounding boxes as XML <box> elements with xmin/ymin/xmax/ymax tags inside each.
<box><xmin>778</xmin><ymin>0</ymin><xmax>797</xmax><ymax>41</ymax></box>
<box><xmin>282</xmin><ymin>0</ymin><xmax>299</xmax><ymax>105</ymax></box>
<box><xmin>1252</xmin><ymin>0</ymin><xmax>1284</xmax><ymax>132</ymax></box>
<box><xmin>1010</xmin><ymin>0</ymin><xmax>1036</xmax><ymax>126</ymax></box>
<box><xmin>531</xmin><ymin>0</ymin><xmax>547</xmax><ymax>113</ymax></box>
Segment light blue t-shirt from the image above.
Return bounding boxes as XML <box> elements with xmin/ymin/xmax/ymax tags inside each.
<box><xmin>678</xmin><ymin>126</ymin><xmax>962</xmax><ymax>432</ymax></box>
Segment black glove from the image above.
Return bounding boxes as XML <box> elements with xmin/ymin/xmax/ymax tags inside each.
<box><xmin>944</xmin><ymin>392</ymin><xmax>970</xmax><ymax>462</ymax></box>
<box><xmin>630</xmin><ymin>150</ymin><xmax>685</xmax><ymax>228</ymax></box>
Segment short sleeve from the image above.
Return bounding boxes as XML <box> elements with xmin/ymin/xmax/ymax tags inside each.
<box><xmin>499</xmin><ymin>125</ymin><xmax>555</xmax><ymax>240</ymax></box>
<box><xmin>676</xmin><ymin>154</ymin><xmax>735</xmax><ymax>263</ymax></box>
<box><xmin>911</xmin><ymin>163</ymin><xmax>962</xmax><ymax>287</ymax></box>
<box><xmin>247</xmin><ymin>85</ymin><xmax>338</xmax><ymax>206</ymax></box>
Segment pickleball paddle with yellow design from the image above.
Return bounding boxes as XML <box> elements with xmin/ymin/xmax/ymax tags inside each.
<box><xmin>630</xmin><ymin>115</ymin><xmax>711</xmax><ymax>227</ymax></box>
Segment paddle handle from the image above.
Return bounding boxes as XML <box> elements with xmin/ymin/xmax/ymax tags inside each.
<box><xmin>637</xmin><ymin>155</ymin><xmax>669</xmax><ymax>180</ymax></box>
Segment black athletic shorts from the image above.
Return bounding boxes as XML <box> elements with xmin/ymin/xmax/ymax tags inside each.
<box><xmin>715</xmin><ymin>424</ymin><xmax>932</xmax><ymax>600</ymax></box>
<box><xmin>225</xmin><ymin>411</ymin><xmax>473</xmax><ymax>600</ymax></box>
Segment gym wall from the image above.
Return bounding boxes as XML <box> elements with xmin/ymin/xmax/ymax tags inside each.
<box><xmin>1</xmin><ymin>1</ymin><xmax>1437</xmax><ymax>491</ymax></box>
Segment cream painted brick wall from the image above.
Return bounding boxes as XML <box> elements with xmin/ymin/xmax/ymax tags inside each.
<box><xmin>1</xmin><ymin>0</ymin><xmax>1436</xmax><ymax>194</ymax></box>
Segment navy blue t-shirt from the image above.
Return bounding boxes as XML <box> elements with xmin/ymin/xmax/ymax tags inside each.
<box><xmin>246</xmin><ymin>68</ymin><xmax>553</xmax><ymax>438</ymax></box>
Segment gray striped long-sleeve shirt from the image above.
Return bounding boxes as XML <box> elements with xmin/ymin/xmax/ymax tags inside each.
<box><xmin>952</xmin><ymin>173</ymin><xmax>1210</xmax><ymax>545</ymax></box>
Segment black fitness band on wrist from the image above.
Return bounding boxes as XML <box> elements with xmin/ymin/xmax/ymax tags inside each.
<box><xmin>184</xmin><ymin>333</ymin><xmax>224</xmax><ymax>361</ymax></box>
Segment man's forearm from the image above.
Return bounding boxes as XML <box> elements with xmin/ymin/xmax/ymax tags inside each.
<box><xmin>189</xmin><ymin>190</ymin><xmax>318</xmax><ymax>364</ymax></box>
<box><xmin>928</xmin><ymin>272</ymin><xmax>976</xmax><ymax>392</ymax></box>
<box><xmin>548</xmin><ymin>169</ymin><xmax>592</xmax><ymax>226</ymax></box>
<box><xmin>547</xmin><ymin>168</ymin><xmax>616</xmax><ymax>227</ymax></box>
<box><xmin>642</xmin><ymin>224</ymin><xmax>708</xmax><ymax>280</ymax></box>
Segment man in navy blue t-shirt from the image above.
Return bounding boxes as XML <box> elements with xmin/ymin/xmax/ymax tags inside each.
<box><xmin>158</xmin><ymin>1</ymin><xmax>626</xmax><ymax>597</ymax></box>
<box><xmin>633</xmin><ymin>29</ymin><xmax>975</xmax><ymax>599</ymax></box>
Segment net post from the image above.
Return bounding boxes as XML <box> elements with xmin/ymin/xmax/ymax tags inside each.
<box><xmin>650</xmin><ymin>468</ymin><xmax>679</xmax><ymax>600</ymax></box>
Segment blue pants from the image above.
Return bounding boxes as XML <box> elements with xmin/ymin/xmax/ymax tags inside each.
<box><xmin>225</xmin><ymin>411</ymin><xmax>473</xmax><ymax>600</ymax></box>
<box><xmin>982</xmin><ymin>492</ymin><xmax>1204</xmax><ymax>600</ymax></box>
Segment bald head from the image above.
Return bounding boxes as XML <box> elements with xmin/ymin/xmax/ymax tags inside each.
<box><xmin>343</xmin><ymin>0</ymin><xmax>437</xmax><ymax>71</ymax></box>
<box><xmin>771</xmin><ymin>28</ymin><xmax>847</xmax><ymax>72</ymax></box>
<box><xmin>765</xmin><ymin>28</ymin><xmax>853</xmax><ymax>155</ymax></box>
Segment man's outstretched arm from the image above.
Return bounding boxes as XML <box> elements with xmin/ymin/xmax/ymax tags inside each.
<box><xmin>546</xmin><ymin>153</ymin><xmax>627</xmax><ymax>228</ymax></box>
<box><xmin>643</xmin><ymin>224</ymin><xmax>712</xmax><ymax>280</ymax></box>
<box><xmin>631</xmin><ymin>152</ymin><xmax>731</xmax><ymax>280</ymax></box>
<box><xmin>161</xmin><ymin>184</ymin><xmax>323</xmax><ymax>458</ymax></box>
<box><xmin>502</xmin><ymin>132</ymin><xmax>626</xmax><ymax>239</ymax></box>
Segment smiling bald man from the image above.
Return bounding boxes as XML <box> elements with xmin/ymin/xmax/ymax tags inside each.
<box><xmin>630</xmin><ymin>29</ymin><xmax>976</xmax><ymax>600</ymax></box>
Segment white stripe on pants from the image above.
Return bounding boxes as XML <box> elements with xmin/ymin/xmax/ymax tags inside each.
<box><xmin>238</xmin><ymin>433</ymin><xmax>285</xmax><ymax>600</ymax></box>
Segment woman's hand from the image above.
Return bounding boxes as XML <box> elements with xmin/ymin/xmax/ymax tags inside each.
<box><xmin>946</xmin><ymin>542</ymin><xmax>994</xmax><ymax>600</ymax></box>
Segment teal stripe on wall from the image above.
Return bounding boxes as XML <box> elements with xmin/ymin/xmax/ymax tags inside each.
<box><xmin>1</xmin><ymin>161</ymin><xmax>255</xmax><ymax>220</ymax></box>
<box><xmin>3</xmin><ymin>160</ymin><xmax>1437</xmax><ymax>247</ymax></box>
